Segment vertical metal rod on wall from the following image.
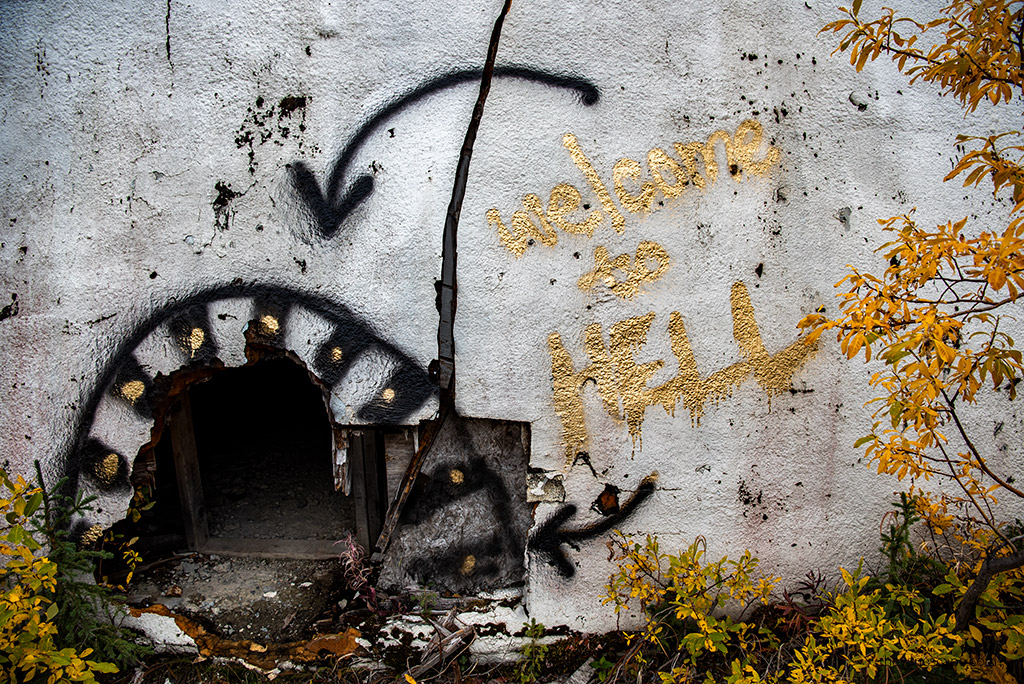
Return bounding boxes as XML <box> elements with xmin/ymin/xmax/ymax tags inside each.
<box><xmin>373</xmin><ymin>0</ymin><xmax>513</xmax><ymax>557</ymax></box>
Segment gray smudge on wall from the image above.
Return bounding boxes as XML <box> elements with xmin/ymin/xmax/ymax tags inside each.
<box><xmin>378</xmin><ymin>416</ymin><xmax>531</xmax><ymax>594</ymax></box>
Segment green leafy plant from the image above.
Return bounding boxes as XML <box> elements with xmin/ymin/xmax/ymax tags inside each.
<box><xmin>1</xmin><ymin>466</ymin><xmax>120</xmax><ymax>683</ymax></box>
<box><xmin>878</xmin><ymin>493</ymin><xmax>949</xmax><ymax>592</ymax></box>
<box><xmin>29</xmin><ymin>462</ymin><xmax>150</xmax><ymax>670</ymax></box>
<box><xmin>414</xmin><ymin>589</ymin><xmax>438</xmax><ymax>617</ymax></box>
<box><xmin>590</xmin><ymin>654</ymin><xmax>615</xmax><ymax>682</ymax></box>
<box><xmin>516</xmin><ymin>618</ymin><xmax>549</xmax><ymax>684</ymax></box>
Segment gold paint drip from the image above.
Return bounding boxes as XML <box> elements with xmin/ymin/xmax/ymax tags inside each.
<box><xmin>449</xmin><ymin>468</ymin><xmax>465</xmax><ymax>485</ymax></box>
<box><xmin>459</xmin><ymin>554</ymin><xmax>476</xmax><ymax>576</ymax></box>
<box><xmin>549</xmin><ymin>281</ymin><xmax>815</xmax><ymax>462</ymax></box>
<box><xmin>381</xmin><ymin>388</ymin><xmax>395</xmax><ymax>403</ymax></box>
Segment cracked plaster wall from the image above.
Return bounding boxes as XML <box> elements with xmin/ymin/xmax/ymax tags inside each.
<box><xmin>1</xmin><ymin>0</ymin><xmax>1022</xmax><ymax>632</ymax></box>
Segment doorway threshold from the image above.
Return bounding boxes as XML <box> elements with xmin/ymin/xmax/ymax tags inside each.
<box><xmin>201</xmin><ymin>537</ymin><xmax>339</xmax><ymax>560</ymax></box>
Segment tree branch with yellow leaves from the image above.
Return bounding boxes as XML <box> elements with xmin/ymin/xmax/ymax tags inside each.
<box><xmin>807</xmin><ymin>0</ymin><xmax>1024</xmax><ymax>631</ymax></box>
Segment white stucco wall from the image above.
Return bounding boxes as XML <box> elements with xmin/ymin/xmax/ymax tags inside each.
<box><xmin>1</xmin><ymin>0</ymin><xmax>1021</xmax><ymax>631</ymax></box>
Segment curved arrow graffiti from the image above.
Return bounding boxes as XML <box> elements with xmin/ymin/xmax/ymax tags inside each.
<box><xmin>290</xmin><ymin>65</ymin><xmax>601</xmax><ymax>239</ymax></box>
<box><xmin>530</xmin><ymin>473</ymin><xmax>658</xmax><ymax>578</ymax></box>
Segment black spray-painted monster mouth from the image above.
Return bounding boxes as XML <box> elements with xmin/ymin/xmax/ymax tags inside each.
<box><xmin>61</xmin><ymin>65</ymin><xmax>602</xmax><ymax>538</ymax></box>
<box><xmin>68</xmin><ymin>282</ymin><xmax>436</xmax><ymax>502</ymax></box>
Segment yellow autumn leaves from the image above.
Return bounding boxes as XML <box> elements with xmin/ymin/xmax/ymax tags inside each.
<box><xmin>1</xmin><ymin>469</ymin><xmax>118</xmax><ymax>683</ymax></box>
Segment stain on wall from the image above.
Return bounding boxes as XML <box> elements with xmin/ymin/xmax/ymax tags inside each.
<box><xmin>377</xmin><ymin>416</ymin><xmax>532</xmax><ymax>593</ymax></box>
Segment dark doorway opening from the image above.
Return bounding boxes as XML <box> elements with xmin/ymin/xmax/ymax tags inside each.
<box><xmin>189</xmin><ymin>357</ymin><xmax>354</xmax><ymax>548</ymax></box>
<box><xmin>127</xmin><ymin>357</ymin><xmax>372</xmax><ymax>560</ymax></box>
<box><xmin>112</xmin><ymin>358</ymin><xmax>380</xmax><ymax>641</ymax></box>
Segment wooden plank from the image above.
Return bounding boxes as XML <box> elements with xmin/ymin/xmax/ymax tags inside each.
<box><xmin>383</xmin><ymin>431</ymin><xmax>416</xmax><ymax>503</ymax></box>
<box><xmin>168</xmin><ymin>393</ymin><xmax>209</xmax><ymax>551</ymax></box>
<box><xmin>364</xmin><ymin>429</ymin><xmax>385</xmax><ymax>547</ymax></box>
<box><xmin>373</xmin><ymin>400</ymin><xmax>451</xmax><ymax>558</ymax></box>
<box><xmin>349</xmin><ymin>430</ymin><xmax>371</xmax><ymax>549</ymax></box>
<box><xmin>350</xmin><ymin>429</ymin><xmax>387</xmax><ymax>550</ymax></box>
<box><xmin>201</xmin><ymin>537</ymin><xmax>339</xmax><ymax>560</ymax></box>
<box><xmin>332</xmin><ymin>430</ymin><xmax>350</xmax><ymax>494</ymax></box>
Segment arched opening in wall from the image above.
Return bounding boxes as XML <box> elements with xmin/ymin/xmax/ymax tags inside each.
<box><xmin>131</xmin><ymin>356</ymin><xmax>378</xmax><ymax>560</ymax></box>
<box><xmin>107</xmin><ymin>354</ymin><xmax>403</xmax><ymax>642</ymax></box>
<box><xmin>190</xmin><ymin>357</ymin><xmax>353</xmax><ymax>554</ymax></box>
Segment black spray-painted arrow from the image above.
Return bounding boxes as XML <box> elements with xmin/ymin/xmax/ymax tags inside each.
<box><xmin>531</xmin><ymin>473</ymin><xmax>658</xmax><ymax>578</ymax></box>
<box><xmin>290</xmin><ymin>65</ymin><xmax>600</xmax><ymax>240</ymax></box>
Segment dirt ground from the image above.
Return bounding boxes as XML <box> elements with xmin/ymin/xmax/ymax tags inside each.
<box><xmin>127</xmin><ymin>554</ymin><xmax>349</xmax><ymax>642</ymax></box>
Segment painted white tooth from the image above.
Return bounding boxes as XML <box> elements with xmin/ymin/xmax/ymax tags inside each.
<box><xmin>206</xmin><ymin>298</ymin><xmax>252</xmax><ymax>368</ymax></box>
<box><xmin>329</xmin><ymin>346</ymin><xmax>399</xmax><ymax>424</ymax></box>
<box><xmin>282</xmin><ymin>305</ymin><xmax>334</xmax><ymax>371</ymax></box>
<box><xmin>130</xmin><ymin>321</ymin><xmax>185</xmax><ymax>377</ymax></box>
<box><xmin>89</xmin><ymin>392</ymin><xmax>153</xmax><ymax>459</ymax></box>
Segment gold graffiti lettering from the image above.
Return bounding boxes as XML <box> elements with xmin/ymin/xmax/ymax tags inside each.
<box><xmin>659</xmin><ymin>310</ymin><xmax>750</xmax><ymax>423</ymax></box>
<box><xmin>547</xmin><ymin>184</ymin><xmax>603</xmax><ymax>237</ymax></box>
<box><xmin>548</xmin><ymin>323</ymin><xmax>619</xmax><ymax>461</ymax></box>
<box><xmin>491</xmin><ymin>121</ymin><xmax>781</xmax><ymax>256</ymax></box>
<box><xmin>647</xmin><ymin>148</ymin><xmax>688</xmax><ymax>198</ymax></box>
<box><xmin>733</xmin><ymin>120</ymin><xmax>782</xmax><ymax>177</ymax></box>
<box><xmin>562</xmin><ymin>132</ymin><xmax>627</xmax><ymax>234</ymax></box>
<box><xmin>673</xmin><ymin>122</ymin><xmax>781</xmax><ymax>188</ymax></box>
<box><xmin>613</xmin><ymin>157</ymin><xmax>658</xmax><ymax>214</ymax></box>
<box><xmin>674</xmin><ymin>130</ymin><xmax>733</xmax><ymax>187</ymax></box>
<box><xmin>608</xmin><ymin>313</ymin><xmax>663</xmax><ymax>450</ymax></box>
<box><xmin>673</xmin><ymin>141</ymin><xmax>708</xmax><ymax>190</ymax></box>
<box><xmin>729</xmin><ymin>281</ymin><xmax>807</xmax><ymax>397</ymax></box>
<box><xmin>487</xmin><ymin>193</ymin><xmax>558</xmax><ymax>257</ymax></box>
<box><xmin>705</xmin><ymin>129</ymin><xmax>735</xmax><ymax>183</ymax></box>
<box><xmin>549</xmin><ymin>282</ymin><xmax>815</xmax><ymax>463</ymax></box>
<box><xmin>578</xmin><ymin>241</ymin><xmax>671</xmax><ymax>300</ymax></box>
